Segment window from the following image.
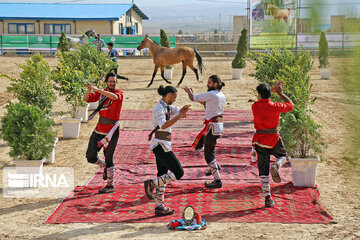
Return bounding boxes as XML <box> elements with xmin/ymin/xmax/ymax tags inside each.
<box><xmin>8</xmin><ymin>23</ymin><xmax>35</xmax><ymax>34</ymax></box>
<box><xmin>135</xmin><ymin>23</ymin><xmax>138</xmax><ymax>34</ymax></box>
<box><xmin>44</xmin><ymin>24</ymin><xmax>71</xmax><ymax>34</ymax></box>
<box><xmin>119</xmin><ymin>23</ymin><xmax>123</xmax><ymax>34</ymax></box>
<box><xmin>126</xmin><ymin>11</ymin><xmax>131</xmax><ymax>23</ymax></box>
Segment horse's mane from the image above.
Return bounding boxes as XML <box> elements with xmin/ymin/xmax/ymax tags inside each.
<box><xmin>147</xmin><ymin>37</ymin><xmax>160</xmax><ymax>46</ymax></box>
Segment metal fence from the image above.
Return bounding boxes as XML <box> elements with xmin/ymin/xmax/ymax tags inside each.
<box><xmin>0</xmin><ymin>32</ymin><xmax>358</xmax><ymax>55</ymax></box>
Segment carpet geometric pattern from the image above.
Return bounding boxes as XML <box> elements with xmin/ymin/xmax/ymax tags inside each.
<box><xmin>45</xmin><ymin>110</ymin><xmax>334</xmax><ymax>224</ymax></box>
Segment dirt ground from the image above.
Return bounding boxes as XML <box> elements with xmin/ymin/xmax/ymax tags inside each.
<box><xmin>0</xmin><ymin>55</ymin><xmax>359</xmax><ymax>240</ymax></box>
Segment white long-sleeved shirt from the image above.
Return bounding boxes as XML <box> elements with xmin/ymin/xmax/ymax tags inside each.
<box><xmin>193</xmin><ymin>90</ymin><xmax>226</xmax><ymax>135</ymax></box>
<box><xmin>150</xmin><ymin>99</ymin><xmax>180</xmax><ymax>152</ymax></box>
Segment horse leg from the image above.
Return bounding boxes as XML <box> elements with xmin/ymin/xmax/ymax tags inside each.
<box><xmin>186</xmin><ymin>62</ymin><xmax>200</xmax><ymax>82</ymax></box>
<box><xmin>177</xmin><ymin>61</ymin><xmax>187</xmax><ymax>86</ymax></box>
<box><xmin>147</xmin><ymin>65</ymin><xmax>159</xmax><ymax>88</ymax></box>
<box><xmin>160</xmin><ymin>66</ymin><xmax>172</xmax><ymax>84</ymax></box>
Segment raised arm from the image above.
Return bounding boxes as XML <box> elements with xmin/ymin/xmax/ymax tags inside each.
<box><xmin>274</xmin><ymin>81</ymin><xmax>292</xmax><ymax>104</ymax></box>
<box><xmin>183</xmin><ymin>86</ymin><xmax>194</xmax><ymax>101</ymax></box>
<box><xmin>161</xmin><ymin>105</ymin><xmax>191</xmax><ymax>129</ymax></box>
<box><xmin>85</xmin><ymin>83</ymin><xmax>119</xmax><ymax>101</ymax></box>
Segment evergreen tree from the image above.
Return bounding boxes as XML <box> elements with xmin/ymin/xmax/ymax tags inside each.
<box><xmin>58</xmin><ymin>31</ymin><xmax>70</xmax><ymax>52</ymax></box>
<box><xmin>232</xmin><ymin>29</ymin><xmax>248</xmax><ymax>68</ymax></box>
<box><xmin>318</xmin><ymin>31</ymin><xmax>329</xmax><ymax>68</ymax></box>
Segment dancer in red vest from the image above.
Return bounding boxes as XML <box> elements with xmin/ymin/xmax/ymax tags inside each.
<box><xmin>252</xmin><ymin>80</ymin><xmax>293</xmax><ymax>207</ymax></box>
<box><xmin>183</xmin><ymin>75</ymin><xmax>226</xmax><ymax>188</ymax></box>
<box><xmin>144</xmin><ymin>85</ymin><xmax>191</xmax><ymax>216</ymax></box>
<box><xmin>83</xmin><ymin>72</ymin><xmax>124</xmax><ymax>194</ymax></box>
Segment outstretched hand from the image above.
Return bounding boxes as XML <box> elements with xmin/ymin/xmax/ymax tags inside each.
<box><xmin>183</xmin><ymin>86</ymin><xmax>193</xmax><ymax>94</ymax></box>
<box><xmin>179</xmin><ymin>105</ymin><xmax>191</xmax><ymax>118</ymax></box>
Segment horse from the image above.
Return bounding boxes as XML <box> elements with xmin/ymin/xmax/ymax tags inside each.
<box><xmin>267</xmin><ymin>5</ymin><xmax>290</xmax><ymax>23</ymax></box>
<box><xmin>58</xmin><ymin>29</ymin><xmax>97</xmax><ymax>50</ymax></box>
<box><xmin>136</xmin><ymin>35</ymin><xmax>204</xmax><ymax>88</ymax></box>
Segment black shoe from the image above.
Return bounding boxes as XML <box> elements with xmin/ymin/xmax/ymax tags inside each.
<box><xmin>155</xmin><ymin>206</ymin><xmax>174</xmax><ymax>216</ymax></box>
<box><xmin>99</xmin><ymin>185</ymin><xmax>114</xmax><ymax>194</ymax></box>
<box><xmin>144</xmin><ymin>179</ymin><xmax>155</xmax><ymax>200</ymax></box>
<box><xmin>205</xmin><ymin>163</ymin><xmax>221</xmax><ymax>176</ymax></box>
<box><xmin>270</xmin><ymin>164</ymin><xmax>281</xmax><ymax>183</ymax></box>
<box><xmin>205</xmin><ymin>179</ymin><xmax>222</xmax><ymax>188</ymax></box>
<box><xmin>265</xmin><ymin>195</ymin><xmax>275</xmax><ymax>208</ymax></box>
<box><xmin>102</xmin><ymin>168</ymin><xmax>107</xmax><ymax>181</ymax></box>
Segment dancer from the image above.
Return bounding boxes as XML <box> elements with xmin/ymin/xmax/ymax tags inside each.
<box><xmin>83</xmin><ymin>72</ymin><xmax>124</xmax><ymax>194</ymax></box>
<box><xmin>144</xmin><ymin>85</ymin><xmax>191</xmax><ymax>216</ymax></box>
<box><xmin>183</xmin><ymin>75</ymin><xmax>226</xmax><ymax>188</ymax></box>
<box><xmin>252</xmin><ymin>80</ymin><xmax>293</xmax><ymax>207</ymax></box>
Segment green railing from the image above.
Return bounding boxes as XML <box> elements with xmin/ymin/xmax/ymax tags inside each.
<box><xmin>0</xmin><ymin>34</ymin><xmax>176</xmax><ymax>54</ymax></box>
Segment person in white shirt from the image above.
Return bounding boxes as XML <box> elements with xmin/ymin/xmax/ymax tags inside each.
<box><xmin>183</xmin><ymin>75</ymin><xmax>226</xmax><ymax>188</ymax></box>
<box><xmin>144</xmin><ymin>85</ymin><xmax>191</xmax><ymax>216</ymax></box>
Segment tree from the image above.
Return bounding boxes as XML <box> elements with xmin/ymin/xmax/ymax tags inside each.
<box><xmin>318</xmin><ymin>31</ymin><xmax>329</xmax><ymax>68</ymax></box>
<box><xmin>58</xmin><ymin>31</ymin><xmax>70</xmax><ymax>52</ymax></box>
<box><xmin>2</xmin><ymin>53</ymin><xmax>56</xmax><ymax>113</ymax></box>
<box><xmin>160</xmin><ymin>29</ymin><xmax>172</xmax><ymax>69</ymax></box>
<box><xmin>232</xmin><ymin>29</ymin><xmax>248</xmax><ymax>69</ymax></box>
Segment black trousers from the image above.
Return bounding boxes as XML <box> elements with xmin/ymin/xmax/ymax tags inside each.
<box><xmin>111</xmin><ymin>67</ymin><xmax>127</xmax><ymax>80</ymax></box>
<box><xmin>254</xmin><ymin>138</ymin><xmax>287</xmax><ymax>176</ymax></box>
<box><xmin>197</xmin><ymin>125</ymin><xmax>220</xmax><ymax>164</ymax></box>
<box><xmin>86</xmin><ymin>128</ymin><xmax>119</xmax><ymax>168</ymax></box>
<box><xmin>153</xmin><ymin>145</ymin><xmax>184</xmax><ymax>180</ymax></box>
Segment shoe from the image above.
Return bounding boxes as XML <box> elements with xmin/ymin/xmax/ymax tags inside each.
<box><xmin>144</xmin><ymin>179</ymin><xmax>155</xmax><ymax>200</ymax></box>
<box><xmin>265</xmin><ymin>195</ymin><xmax>275</xmax><ymax>208</ymax></box>
<box><xmin>155</xmin><ymin>206</ymin><xmax>174</xmax><ymax>216</ymax></box>
<box><xmin>102</xmin><ymin>167</ymin><xmax>107</xmax><ymax>181</ymax></box>
<box><xmin>99</xmin><ymin>185</ymin><xmax>114</xmax><ymax>194</ymax></box>
<box><xmin>205</xmin><ymin>163</ymin><xmax>221</xmax><ymax>176</ymax></box>
<box><xmin>270</xmin><ymin>164</ymin><xmax>281</xmax><ymax>183</ymax></box>
<box><xmin>205</xmin><ymin>179</ymin><xmax>222</xmax><ymax>188</ymax></box>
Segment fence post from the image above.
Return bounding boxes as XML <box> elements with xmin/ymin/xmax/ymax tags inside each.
<box><xmin>0</xmin><ymin>35</ymin><xmax>2</xmax><ymax>55</ymax></box>
<box><xmin>50</xmin><ymin>35</ymin><xmax>52</xmax><ymax>55</ymax></box>
<box><xmin>195</xmin><ymin>34</ymin><xmax>197</xmax><ymax>51</ymax></box>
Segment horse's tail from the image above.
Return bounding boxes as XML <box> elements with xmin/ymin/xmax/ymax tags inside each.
<box><xmin>194</xmin><ymin>49</ymin><xmax>204</xmax><ymax>74</ymax></box>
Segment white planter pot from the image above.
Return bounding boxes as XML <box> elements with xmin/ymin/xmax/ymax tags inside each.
<box><xmin>89</xmin><ymin>101</ymin><xmax>99</xmax><ymax>110</ymax></box>
<box><xmin>232</xmin><ymin>68</ymin><xmax>244</xmax><ymax>80</ymax></box>
<box><xmin>320</xmin><ymin>68</ymin><xmax>331</xmax><ymax>80</ymax></box>
<box><xmin>75</xmin><ymin>104</ymin><xmax>89</xmax><ymax>122</ymax></box>
<box><xmin>14</xmin><ymin>158</ymin><xmax>45</xmax><ymax>175</ymax></box>
<box><xmin>61</xmin><ymin>117</ymin><xmax>82</xmax><ymax>139</ymax></box>
<box><xmin>44</xmin><ymin>138</ymin><xmax>58</xmax><ymax>164</ymax></box>
<box><xmin>290</xmin><ymin>157</ymin><xmax>320</xmax><ymax>187</ymax></box>
<box><xmin>164</xmin><ymin>68</ymin><xmax>174</xmax><ymax>80</ymax></box>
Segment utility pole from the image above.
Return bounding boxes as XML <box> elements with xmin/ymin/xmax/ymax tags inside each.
<box><xmin>219</xmin><ymin>13</ymin><xmax>221</xmax><ymax>33</ymax></box>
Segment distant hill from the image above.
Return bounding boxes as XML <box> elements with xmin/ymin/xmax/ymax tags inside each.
<box><xmin>141</xmin><ymin>4</ymin><xmax>247</xmax><ymax>34</ymax></box>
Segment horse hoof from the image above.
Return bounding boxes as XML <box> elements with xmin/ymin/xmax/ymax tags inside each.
<box><xmin>146</xmin><ymin>84</ymin><xmax>152</xmax><ymax>88</ymax></box>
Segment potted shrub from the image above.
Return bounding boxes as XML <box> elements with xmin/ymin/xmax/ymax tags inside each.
<box><xmin>319</xmin><ymin>31</ymin><xmax>331</xmax><ymax>79</ymax></box>
<box><xmin>52</xmin><ymin>42</ymin><xmax>116</xmax><ymax>136</ymax></box>
<box><xmin>250</xmin><ymin>48</ymin><xmax>327</xmax><ymax>187</ymax></box>
<box><xmin>160</xmin><ymin>29</ymin><xmax>174</xmax><ymax>80</ymax></box>
<box><xmin>2</xmin><ymin>53</ymin><xmax>58</xmax><ymax>164</ymax></box>
<box><xmin>232</xmin><ymin>29</ymin><xmax>248</xmax><ymax>79</ymax></box>
<box><xmin>0</xmin><ymin>103</ymin><xmax>55</xmax><ymax>174</ymax></box>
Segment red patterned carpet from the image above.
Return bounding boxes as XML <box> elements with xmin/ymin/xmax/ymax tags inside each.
<box><xmin>45</xmin><ymin>110</ymin><xmax>334</xmax><ymax>224</ymax></box>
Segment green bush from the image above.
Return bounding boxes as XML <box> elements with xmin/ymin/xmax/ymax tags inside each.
<box><xmin>160</xmin><ymin>29</ymin><xmax>173</xmax><ymax>69</ymax></box>
<box><xmin>279</xmin><ymin>106</ymin><xmax>327</xmax><ymax>158</ymax></box>
<box><xmin>249</xmin><ymin>49</ymin><xmax>313</xmax><ymax>109</ymax></box>
<box><xmin>58</xmin><ymin>31</ymin><xmax>70</xmax><ymax>52</ymax></box>
<box><xmin>250</xmin><ymin>48</ymin><xmax>326</xmax><ymax>158</ymax></box>
<box><xmin>52</xmin><ymin>42</ymin><xmax>117</xmax><ymax>117</ymax></box>
<box><xmin>232</xmin><ymin>29</ymin><xmax>248</xmax><ymax>69</ymax></box>
<box><xmin>0</xmin><ymin>103</ymin><xmax>55</xmax><ymax>160</ymax></box>
<box><xmin>318</xmin><ymin>31</ymin><xmax>329</xmax><ymax>68</ymax></box>
<box><xmin>2</xmin><ymin>53</ymin><xmax>56</xmax><ymax>112</ymax></box>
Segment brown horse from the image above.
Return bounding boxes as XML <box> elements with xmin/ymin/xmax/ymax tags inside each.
<box><xmin>137</xmin><ymin>35</ymin><xmax>204</xmax><ymax>87</ymax></box>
